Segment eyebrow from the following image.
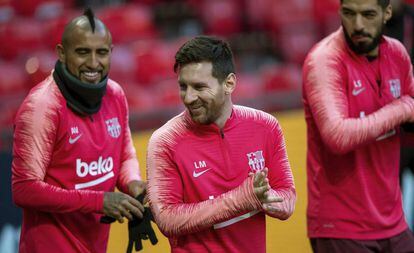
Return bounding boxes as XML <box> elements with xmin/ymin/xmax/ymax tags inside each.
<box><xmin>74</xmin><ymin>47</ymin><xmax>110</xmax><ymax>52</ymax></box>
<box><xmin>74</xmin><ymin>47</ymin><xmax>90</xmax><ymax>52</ymax></box>
<box><xmin>361</xmin><ymin>10</ymin><xmax>377</xmax><ymax>14</ymax></box>
<box><xmin>341</xmin><ymin>6</ymin><xmax>377</xmax><ymax>13</ymax></box>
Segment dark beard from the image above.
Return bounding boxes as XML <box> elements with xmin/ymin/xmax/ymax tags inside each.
<box><xmin>343</xmin><ymin>24</ymin><xmax>382</xmax><ymax>55</ymax></box>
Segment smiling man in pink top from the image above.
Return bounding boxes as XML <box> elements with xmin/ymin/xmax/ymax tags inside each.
<box><xmin>147</xmin><ymin>36</ymin><xmax>296</xmax><ymax>252</ymax></box>
<box><xmin>12</xmin><ymin>9</ymin><xmax>146</xmax><ymax>253</ymax></box>
<box><xmin>303</xmin><ymin>0</ymin><xmax>414</xmax><ymax>252</ymax></box>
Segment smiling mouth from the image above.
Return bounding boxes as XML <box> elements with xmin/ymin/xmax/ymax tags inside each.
<box><xmin>81</xmin><ymin>71</ymin><xmax>101</xmax><ymax>83</ymax></box>
<box><xmin>188</xmin><ymin>105</ymin><xmax>204</xmax><ymax>114</ymax></box>
<box><xmin>190</xmin><ymin>106</ymin><xmax>202</xmax><ymax>112</ymax></box>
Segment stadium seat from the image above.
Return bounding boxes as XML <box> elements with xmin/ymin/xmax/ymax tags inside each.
<box><xmin>0</xmin><ymin>17</ymin><xmax>46</xmax><ymax>60</ymax></box>
<box><xmin>313</xmin><ymin>0</ymin><xmax>339</xmax><ymax>24</ymax></box>
<box><xmin>197</xmin><ymin>0</ymin><xmax>242</xmax><ymax>36</ymax></box>
<box><xmin>261</xmin><ymin>63</ymin><xmax>302</xmax><ymax>92</ymax></box>
<box><xmin>232</xmin><ymin>73</ymin><xmax>263</xmax><ymax>101</ymax></box>
<box><xmin>109</xmin><ymin>44</ymin><xmax>136</xmax><ymax>86</ymax></box>
<box><xmin>271</xmin><ymin>21</ymin><xmax>319</xmax><ymax>64</ymax></box>
<box><xmin>11</xmin><ymin>0</ymin><xmax>70</xmax><ymax>18</ymax></box>
<box><xmin>0</xmin><ymin>61</ymin><xmax>29</xmax><ymax>95</ymax></box>
<box><xmin>265</xmin><ymin>0</ymin><xmax>313</xmax><ymax>32</ymax></box>
<box><xmin>98</xmin><ymin>4</ymin><xmax>157</xmax><ymax>44</ymax></box>
<box><xmin>244</xmin><ymin>0</ymin><xmax>271</xmax><ymax>29</ymax></box>
<box><xmin>131</xmin><ymin>39</ymin><xmax>176</xmax><ymax>86</ymax></box>
<box><xmin>154</xmin><ymin>77</ymin><xmax>181</xmax><ymax>107</ymax></box>
<box><xmin>123</xmin><ymin>81</ymin><xmax>153</xmax><ymax>110</ymax></box>
<box><xmin>313</xmin><ymin>0</ymin><xmax>340</xmax><ymax>35</ymax></box>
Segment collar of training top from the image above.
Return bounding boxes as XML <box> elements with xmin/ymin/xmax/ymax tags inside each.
<box><xmin>53</xmin><ymin>60</ymin><xmax>108</xmax><ymax>116</ymax></box>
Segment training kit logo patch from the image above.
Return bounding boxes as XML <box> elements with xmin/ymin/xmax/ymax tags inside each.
<box><xmin>247</xmin><ymin>150</ymin><xmax>265</xmax><ymax>172</ymax></box>
<box><xmin>105</xmin><ymin>117</ymin><xmax>121</xmax><ymax>138</ymax></box>
<box><xmin>192</xmin><ymin>160</ymin><xmax>211</xmax><ymax>178</ymax></box>
<box><xmin>352</xmin><ymin>80</ymin><xmax>365</xmax><ymax>96</ymax></box>
<box><xmin>69</xmin><ymin>126</ymin><xmax>82</xmax><ymax>144</ymax></box>
<box><xmin>389</xmin><ymin>79</ymin><xmax>401</xmax><ymax>98</ymax></box>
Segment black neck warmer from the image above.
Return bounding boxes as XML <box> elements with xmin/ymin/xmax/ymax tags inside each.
<box><xmin>53</xmin><ymin>60</ymin><xmax>107</xmax><ymax>116</ymax></box>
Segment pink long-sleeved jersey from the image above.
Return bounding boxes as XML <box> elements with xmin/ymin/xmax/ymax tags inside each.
<box><xmin>147</xmin><ymin>105</ymin><xmax>296</xmax><ymax>253</ymax></box>
<box><xmin>12</xmin><ymin>73</ymin><xmax>141</xmax><ymax>253</ymax></box>
<box><xmin>303</xmin><ymin>28</ymin><xmax>414</xmax><ymax>240</ymax></box>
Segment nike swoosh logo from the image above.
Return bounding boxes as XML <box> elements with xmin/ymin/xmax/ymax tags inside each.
<box><xmin>69</xmin><ymin>134</ymin><xmax>82</xmax><ymax>144</ymax></box>
<box><xmin>193</xmin><ymin>168</ymin><xmax>211</xmax><ymax>178</ymax></box>
<box><xmin>352</xmin><ymin>87</ymin><xmax>365</xmax><ymax>96</ymax></box>
<box><xmin>376</xmin><ymin>129</ymin><xmax>396</xmax><ymax>141</ymax></box>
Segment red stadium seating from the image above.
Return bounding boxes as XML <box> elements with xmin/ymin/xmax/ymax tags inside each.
<box><xmin>131</xmin><ymin>39</ymin><xmax>176</xmax><ymax>86</ymax></box>
<box><xmin>313</xmin><ymin>0</ymin><xmax>340</xmax><ymax>35</ymax></box>
<box><xmin>232</xmin><ymin>73</ymin><xmax>263</xmax><ymax>101</ymax></box>
<box><xmin>11</xmin><ymin>0</ymin><xmax>71</xmax><ymax>18</ymax></box>
<box><xmin>154</xmin><ymin>77</ymin><xmax>181</xmax><ymax>107</ymax></box>
<box><xmin>265</xmin><ymin>0</ymin><xmax>313</xmax><ymax>32</ymax></box>
<box><xmin>197</xmin><ymin>0</ymin><xmax>243</xmax><ymax>36</ymax></box>
<box><xmin>261</xmin><ymin>63</ymin><xmax>302</xmax><ymax>92</ymax></box>
<box><xmin>98</xmin><ymin>4</ymin><xmax>158</xmax><ymax>44</ymax></box>
<box><xmin>0</xmin><ymin>61</ymin><xmax>28</xmax><ymax>95</ymax></box>
<box><xmin>272</xmin><ymin>21</ymin><xmax>319</xmax><ymax>64</ymax></box>
<box><xmin>0</xmin><ymin>17</ymin><xmax>47</xmax><ymax>60</ymax></box>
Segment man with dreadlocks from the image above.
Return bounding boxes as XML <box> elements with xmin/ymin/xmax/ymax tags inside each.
<box><xmin>11</xmin><ymin>9</ymin><xmax>147</xmax><ymax>253</ymax></box>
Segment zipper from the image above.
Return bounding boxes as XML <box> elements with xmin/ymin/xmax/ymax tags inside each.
<box><xmin>219</xmin><ymin>128</ymin><xmax>224</xmax><ymax>139</ymax></box>
<box><xmin>218</xmin><ymin>128</ymin><xmax>235</xmax><ymax>179</ymax></box>
<box><xmin>377</xmin><ymin>79</ymin><xmax>382</xmax><ymax>98</ymax></box>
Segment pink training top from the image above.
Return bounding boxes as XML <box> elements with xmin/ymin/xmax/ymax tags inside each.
<box><xmin>303</xmin><ymin>28</ymin><xmax>414</xmax><ymax>240</ymax></box>
<box><xmin>12</xmin><ymin>72</ymin><xmax>141</xmax><ymax>253</ymax></box>
<box><xmin>147</xmin><ymin>105</ymin><xmax>296</xmax><ymax>253</ymax></box>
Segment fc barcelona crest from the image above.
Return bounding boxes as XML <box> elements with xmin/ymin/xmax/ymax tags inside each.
<box><xmin>247</xmin><ymin>150</ymin><xmax>265</xmax><ymax>172</ymax></box>
<box><xmin>389</xmin><ymin>79</ymin><xmax>401</xmax><ymax>99</ymax></box>
<box><xmin>105</xmin><ymin>117</ymin><xmax>121</xmax><ymax>138</ymax></box>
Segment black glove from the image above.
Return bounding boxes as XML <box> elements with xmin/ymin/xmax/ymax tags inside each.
<box><xmin>126</xmin><ymin>195</ymin><xmax>158</xmax><ymax>252</ymax></box>
<box><xmin>402</xmin><ymin>122</ymin><xmax>414</xmax><ymax>132</ymax></box>
<box><xmin>99</xmin><ymin>193</ymin><xmax>158</xmax><ymax>252</ymax></box>
<box><xmin>100</xmin><ymin>215</ymin><xmax>116</xmax><ymax>224</ymax></box>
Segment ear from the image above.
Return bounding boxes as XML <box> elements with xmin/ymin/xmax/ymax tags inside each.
<box><xmin>224</xmin><ymin>73</ymin><xmax>236</xmax><ymax>95</ymax></box>
<box><xmin>384</xmin><ymin>4</ymin><xmax>392</xmax><ymax>24</ymax></box>
<box><xmin>56</xmin><ymin>44</ymin><xmax>66</xmax><ymax>63</ymax></box>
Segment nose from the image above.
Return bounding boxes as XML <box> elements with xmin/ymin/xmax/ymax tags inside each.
<box><xmin>183</xmin><ymin>87</ymin><xmax>198</xmax><ymax>105</ymax></box>
<box><xmin>354</xmin><ymin>14</ymin><xmax>364</xmax><ymax>32</ymax></box>
<box><xmin>86</xmin><ymin>53</ymin><xmax>99</xmax><ymax>69</ymax></box>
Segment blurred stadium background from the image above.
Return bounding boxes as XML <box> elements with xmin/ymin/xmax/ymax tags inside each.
<box><xmin>0</xmin><ymin>0</ymin><xmax>413</xmax><ymax>252</ymax></box>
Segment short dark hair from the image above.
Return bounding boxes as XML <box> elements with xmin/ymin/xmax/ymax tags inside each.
<box><xmin>340</xmin><ymin>0</ymin><xmax>390</xmax><ymax>8</ymax></box>
<box><xmin>174</xmin><ymin>36</ymin><xmax>235</xmax><ymax>83</ymax></box>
